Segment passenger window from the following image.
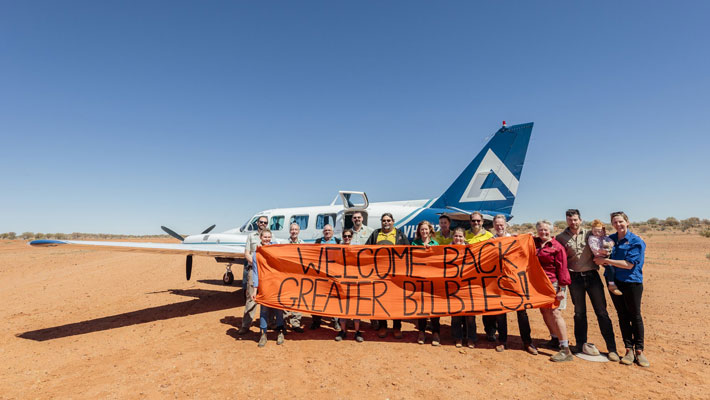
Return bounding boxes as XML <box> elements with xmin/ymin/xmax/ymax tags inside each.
<box><xmin>270</xmin><ymin>216</ymin><xmax>285</xmax><ymax>231</ymax></box>
<box><xmin>316</xmin><ymin>213</ymin><xmax>336</xmax><ymax>229</ymax></box>
<box><xmin>290</xmin><ymin>215</ymin><xmax>309</xmax><ymax>230</ymax></box>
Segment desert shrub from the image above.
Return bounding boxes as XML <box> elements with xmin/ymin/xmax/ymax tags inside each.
<box><xmin>554</xmin><ymin>221</ymin><xmax>567</xmax><ymax>231</ymax></box>
<box><xmin>700</xmin><ymin>229</ymin><xmax>710</xmax><ymax>238</ymax></box>
<box><xmin>20</xmin><ymin>232</ymin><xmax>34</xmax><ymax>239</ymax></box>
<box><xmin>35</xmin><ymin>232</ymin><xmax>46</xmax><ymax>239</ymax></box>
<box><xmin>646</xmin><ymin>217</ymin><xmax>659</xmax><ymax>226</ymax></box>
<box><xmin>663</xmin><ymin>217</ymin><xmax>679</xmax><ymax>227</ymax></box>
<box><xmin>8</xmin><ymin>232</ymin><xmax>16</xmax><ymax>239</ymax></box>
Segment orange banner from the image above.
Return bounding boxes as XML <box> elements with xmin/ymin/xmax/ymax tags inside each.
<box><xmin>255</xmin><ymin>234</ymin><xmax>555</xmax><ymax>319</ymax></box>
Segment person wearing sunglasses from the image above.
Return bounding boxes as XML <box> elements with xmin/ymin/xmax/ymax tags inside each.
<box><xmin>251</xmin><ymin>229</ymin><xmax>286</xmax><ymax>347</ymax></box>
<box><xmin>465</xmin><ymin>212</ymin><xmax>493</xmax><ymax>244</ymax></box>
<box><xmin>365</xmin><ymin>213</ymin><xmax>410</xmax><ymax>339</ymax></box>
<box><xmin>594</xmin><ymin>211</ymin><xmax>649</xmax><ymax>367</ymax></box>
<box><xmin>238</xmin><ymin>215</ymin><xmax>270</xmax><ymax>335</ymax></box>
<box><xmin>334</xmin><ymin>229</ymin><xmax>365</xmax><ymax>343</ymax></box>
<box><xmin>350</xmin><ymin>212</ymin><xmax>373</xmax><ymax>245</ymax></box>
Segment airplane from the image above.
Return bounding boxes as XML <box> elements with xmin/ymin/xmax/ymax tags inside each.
<box><xmin>30</xmin><ymin>121</ymin><xmax>533</xmax><ymax>286</ymax></box>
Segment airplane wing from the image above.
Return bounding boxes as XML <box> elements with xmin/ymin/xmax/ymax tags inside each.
<box><xmin>29</xmin><ymin>239</ymin><xmax>245</xmax><ymax>258</ymax></box>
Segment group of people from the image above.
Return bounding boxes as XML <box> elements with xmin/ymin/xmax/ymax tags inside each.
<box><xmin>235</xmin><ymin>209</ymin><xmax>649</xmax><ymax>368</ymax></box>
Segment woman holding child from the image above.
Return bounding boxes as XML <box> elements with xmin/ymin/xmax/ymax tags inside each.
<box><xmin>594</xmin><ymin>211</ymin><xmax>649</xmax><ymax>367</ymax></box>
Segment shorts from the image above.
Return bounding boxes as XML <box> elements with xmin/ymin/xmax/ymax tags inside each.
<box><xmin>552</xmin><ymin>281</ymin><xmax>567</xmax><ymax>310</ymax></box>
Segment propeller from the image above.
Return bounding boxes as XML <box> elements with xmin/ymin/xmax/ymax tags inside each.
<box><xmin>161</xmin><ymin>226</ymin><xmax>184</xmax><ymax>241</ymax></box>
<box><xmin>201</xmin><ymin>224</ymin><xmax>216</xmax><ymax>234</ymax></box>
<box><xmin>186</xmin><ymin>255</ymin><xmax>193</xmax><ymax>280</ymax></box>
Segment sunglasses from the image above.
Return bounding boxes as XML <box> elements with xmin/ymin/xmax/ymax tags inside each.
<box><xmin>470</xmin><ymin>219</ymin><xmax>482</xmax><ymax>223</ymax></box>
<box><xmin>343</xmin><ymin>235</ymin><xmax>353</xmax><ymax>238</ymax></box>
<box><xmin>258</xmin><ymin>221</ymin><xmax>268</xmax><ymax>224</ymax></box>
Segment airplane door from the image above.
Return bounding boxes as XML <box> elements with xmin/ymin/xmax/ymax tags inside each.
<box><xmin>338</xmin><ymin>191</ymin><xmax>368</xmax><ymax>211</ymax></box>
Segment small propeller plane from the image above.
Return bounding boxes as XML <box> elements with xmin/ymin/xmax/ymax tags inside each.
<box><xmin>30</xmin><ymin>122</ymin><xmax>534</xmax><ymax>285</ymax></box>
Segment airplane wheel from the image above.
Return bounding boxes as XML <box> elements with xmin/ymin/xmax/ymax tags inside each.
<box><xmin>223</xmin><ymin>271</ymin><xmax>234</xmax><ymax>285</ymax></box>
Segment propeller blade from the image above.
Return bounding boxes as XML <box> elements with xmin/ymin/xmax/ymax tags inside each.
<box><xmin>201</xmin><ymin>224</ymin><xmax>216</xmax><ymax>234</ymax></box>
<box><xmin>161</xmin><ymin>226</ymin><xmax>184</xmax><ymax>241</ymax></box>
<box><xmin>186</xmin><ymin>255</ymin><xmax>193</xmax><ymax>281</ymax></box>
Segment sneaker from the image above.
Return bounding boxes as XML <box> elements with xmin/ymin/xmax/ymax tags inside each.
<box><xmin>393</xmin><ymin>329</ymin><xmax>403</xmax><ymax>339</ymax></box>
<box><xmin>417</xmin><ymin>331</ymin><xmax>426</xmax><ymax>345</ymax></box>
<box><xmin>377</xmin><ymin>326</ymin><xmax>388</xmax><ymax>338</ymax></box>
<box><xmin>582</xmin><ymin>343</ymin><xmax>600</xmax><ymax>356</ymax></box>
<box><xmin>292</xmin><ymin>326</ymin><xmax>304</xmax><ymax>333</ymax></box>
<box><xmin>543</xmin><ymin>337</ymin><xmax>560</xmax><ymax>349</ymax></box>
<box><xmin>355</xmin><ymin>331</ymin><xmax>364</xmax><ymax>343</ymax></box>
<box><xmin>635</xmin><ymin>351</ymin><xmax>650</xmax><ymax>367</ymax></box>
<box><xmin>431</xmin><ymin>333</ymin><xmax>440</xmax><ymax>347</ymax></box>
<box><xmin>237</xmin><ymin>326</ymin><xmax>250</xmax><ymax>335</ymax></box>
<box><xmin>620</xmin><ymin>349</ymin><xmax>635</xmax><ymax>365</ymax></box>
<box><xmin>495</xmin><ymin>344</ymin><xmax>506</xmax><ymax>352</ymax></box>
<box><xmin>455</xmin><ymin>339</ymin><xmax>463</xmax><ymax>348</ymax></box>
<box><xmin>524</xmin><ymin>343</ymin><xmax>538</xmax><ymax>355</ymax></box>
<box><xmin>550</xmin><ymin>346</ymin><xmax>574</xmax><ymax>362</ymax></box>
<box><xmin>467</xmin><ymin>341</ymin><xmax>475</xmax><ymax>349</ymax></box>
<box><xmin>333</xmin><ymin>320</ymin><xmax>341</xmax><ymax>331</ymax></box>
<box><xmin>607</xmin><ymin>351</ymin><xmax>620</xmax><ymax>362</ymax></box>
<box><xmin>277</xmin><ymin>331</ymin><xmax>285</xmax><ymax>345</ymax></box>
<box><xmin>258</xmin><ymin>333</ymin><xmax>267</xmax><ymax>348</ymax></box>
<box><xmin>335</xmin><ymin>331</ymin><xmax>346</xmax><ymax>342</ymax></box>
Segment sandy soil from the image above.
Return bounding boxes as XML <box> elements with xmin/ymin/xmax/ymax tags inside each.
<box><xmin>1</xmin><ymin>232</ymin><xmax>708</xmax><ymax>399</ymax></box>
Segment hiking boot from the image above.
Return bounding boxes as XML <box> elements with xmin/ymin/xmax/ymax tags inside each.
<box><xmin>467</xmin><ymin>341</ymin><xmax>475</xmax><ymax>349</ymax></box>
<box><xmin>258</xmin><ymin>333</ymin><xmax>267</xmax><ymax>348</ymax></box>
<box><xmin>237</xmin><ymin>326</ymin><xmax>250</xmax><ymax>335</ymax></box>
<box><xmin>635</xmin><ymin>351</ymin><xmax>650</xmax><ymax>367</ymax></box>
<box><xmin>582</xmin><ymin>343</ymin><xmax>600</xmax><ymax>356</ymax></box>
<box><xmin>335</xmin><ymin>331</ymin><xmax>346</xmax><ymax>342</ymax></box>
<box><xmin>607</xmin><ymin>351</ymin><xmax>620</xmax><ymax>362</ymax></box>
<box><xmin>495</xmin><ymin>344</ymin><xmax>506</xmax><ymax>352</ymax></box>
<box><xmin>377</xmin><ymin>326</ymin><xmax>388</xmax><ymax>338</ymax></box>
<box><xmin>431</xmin><ymin>333</ymin><xmax>440</xmax><ymax>347</ymax></box>
<box><xmin>355</xmin><ymin>331</ymin><xmax>364</xmax><ymax>343</ymax></box>
<box><xmin>393</xmin><ymin>329</ymin><xmax>403</xmax><ymax>339</ymax></box>
<box><xmin>417</xmin><ymin>331</ymin><xmax>426</xmax><ymax>345</ymax></box>
<box><xmin>620</xmin><ymin>349</ymin><xmax>635</xmax><ymax>365</ymax></box>
<box><xmin>524</xmin><ymin>342</ymin><xmax>538</xmax><ymax>355</ymax></box>
<box><xmin>276</xmin><ymin>331</ymin><xmax>285</xmax><ymax>345</ymax></box>
<box><xmin>550</xmin><ymin>346</ymin><xmax>574</xmax><ymax>362</ymax></box>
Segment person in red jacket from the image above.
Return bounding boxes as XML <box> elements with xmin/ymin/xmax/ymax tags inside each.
<box><xmin>534</xmin><ymin>220</ymin><xmax>573</xmax><ymax>362</ymax></box>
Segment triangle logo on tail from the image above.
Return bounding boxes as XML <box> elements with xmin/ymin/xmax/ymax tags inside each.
<box><xmin>458</xmin><ymin>149</ymin><xmax>519</xmax><ymax>203</ymax></box>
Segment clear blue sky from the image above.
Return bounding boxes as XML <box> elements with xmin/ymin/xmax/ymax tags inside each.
<box><xmin>2</xmin><ymin>1</ymin><xmax>709</xmax><ymax>235</ymax></box>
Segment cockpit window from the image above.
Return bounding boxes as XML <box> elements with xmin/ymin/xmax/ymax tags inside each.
<box><xmin>243</xmin><ymin>216</ymin><xmax>262</xmax><ymax>232</ymax></box>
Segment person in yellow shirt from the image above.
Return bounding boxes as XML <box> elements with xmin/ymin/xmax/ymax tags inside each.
<box><xmin>465</xmin><ymin>211</ymin><xmax>493</xmax><ymax>244</ymax></box>
<box><xmin>433</xmin><ymin>214</ymin><xmax>453</xmax><ymax>245</ymax></box>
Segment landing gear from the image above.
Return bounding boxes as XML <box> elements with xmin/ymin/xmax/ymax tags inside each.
<box><xmin>223</xmin><ymin>264</ymin><xmax>234</xmax><ymax>285</ymax></box>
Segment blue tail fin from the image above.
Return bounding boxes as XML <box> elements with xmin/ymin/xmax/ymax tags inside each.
<box><xmin>429</xmin><ymin>122</ymin><xmax>533</xmax><ymax>218</ymax></box>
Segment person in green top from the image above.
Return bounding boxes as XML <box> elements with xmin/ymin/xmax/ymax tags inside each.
<box><xmin>411</xmin><ymin>220</ymin><xmax>441</xmax><ymax>346</ymax></box>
